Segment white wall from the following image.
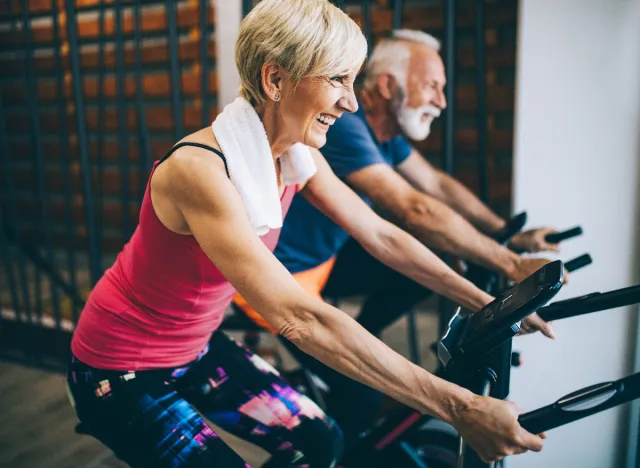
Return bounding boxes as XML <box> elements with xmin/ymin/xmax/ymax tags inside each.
<box><xmin>214</xmin><ymin>0</ymin><xmax>242</xmax><ymax>108</ymax></box>
<box><xmin>511</xmin><ymin>1</ymin><xmax>640</xmax><ymax>467</ymax></box>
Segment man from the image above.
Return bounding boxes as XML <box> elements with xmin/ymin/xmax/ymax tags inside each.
<box><xmin>239</xmin><ymin>29</ymin><xmax>560</xmax><ymax>336</ymax></box>
<box><xmin>234</xmin><ymin>29</ymin><xmax>560</xmax><ymax>445</ymax></box>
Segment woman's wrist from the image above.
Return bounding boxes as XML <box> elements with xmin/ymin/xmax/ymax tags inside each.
<box><xmin>447</xmin><ymin>273</ymin><xmax>494</xmax><ymax>312</ymax></box>
<box><xmin>419</xmin><ymin>374</ymin><xmax>476</xmax><ymax>425</ymax></box>
<box><xmin>469</xmin><ymin>288</ymin><xmax>494</xmax><ymax>312</ymax></box>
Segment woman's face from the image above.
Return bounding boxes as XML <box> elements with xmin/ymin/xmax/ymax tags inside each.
<box><xmin>278</xmin><ymin>72</ymin><xmax>359</xmax><ymax>148</ymax></box>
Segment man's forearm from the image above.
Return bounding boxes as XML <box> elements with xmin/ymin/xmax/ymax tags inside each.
<box><xmin>434</xmin><ymin>171</ymin><xmax>505</xmax><ymax>234</ymax></box>
<box><xmin>400</xmin><ymin>194</ymin><xmax>521</xmax><ymax>279</ymax></box>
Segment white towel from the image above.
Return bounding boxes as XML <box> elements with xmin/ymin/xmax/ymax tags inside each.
<box><xmin>211</xmin><ymin>97</ymin><xmax>317</xmax><ymax>236</ymax></box>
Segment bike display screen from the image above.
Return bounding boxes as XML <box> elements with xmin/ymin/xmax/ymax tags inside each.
<box><xmin>460</xmin><ymin>260</ymin><xmax>564</xmax><ymax>353</ymax></box>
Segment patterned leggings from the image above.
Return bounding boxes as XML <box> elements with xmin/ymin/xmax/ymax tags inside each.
<box><xmin>67</xmin><ymin>331</ymin><xmax>343</xmax><ymax>467</ymax></box>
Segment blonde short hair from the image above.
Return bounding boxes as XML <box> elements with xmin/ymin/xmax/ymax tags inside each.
<box><xmin>236</xmin><ymin>0</ymin><xmax>367</xmax><ymax>105</ymax></box>
<box><xmin>364</xmin><ymin>29</ymin><xmax>441</xmax><ymax>89</ymax></box>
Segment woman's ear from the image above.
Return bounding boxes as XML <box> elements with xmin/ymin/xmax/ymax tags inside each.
<box><xmin>261</xmin><ymin>62</ymin><xmax>282</xmax><ymax>101</ymax></box>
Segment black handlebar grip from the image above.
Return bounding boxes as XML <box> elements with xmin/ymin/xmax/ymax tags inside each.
<box><xmin>518</xmin><ymin>376</ymin><xmax>638</xmax><ymax>435</ymax></box>
<box><xmin>518</xmin><ymin>405</ymin><xmax>555</xmax><ymax>435</ymax></box>
<box><xmin>545</xmin><ymin>226</ymin><xmax>583</xmax><ymax>244</ymax></box>
<box><xmin>494</xmin><ymin>212</ymin><xmax>528</xmax><ymax>245</ymax></box>
<box><xmin>564</xmin><ymin>254</ymin><xmax>593</xmax><ymax>272</ymax></box>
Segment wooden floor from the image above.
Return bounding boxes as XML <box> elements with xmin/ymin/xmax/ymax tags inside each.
<box><xmin>0</xmin><ymin>304</ymin><xmax>440</xmax><ymax>468</ymax></box>
<box><xmin>0</xmin><ymin>359</ymin><xmax>125</xmax><ymax>468</ymax></box>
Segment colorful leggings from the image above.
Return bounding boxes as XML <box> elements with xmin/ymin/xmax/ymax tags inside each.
<box><xmin>66</xmin><ymin>331</ymin><xmax>343</xmax><ymax>467</ymax></box>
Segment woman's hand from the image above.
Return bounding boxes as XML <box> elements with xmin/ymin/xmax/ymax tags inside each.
<box><xmin>452</xmin><ymin>395</ymin><xmax>545</xmax><ymax>463</ymax></box>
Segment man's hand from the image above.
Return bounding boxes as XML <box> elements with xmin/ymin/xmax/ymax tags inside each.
<box><xmin>510</xmin><ymin>228</ymin><xmax>560</xmax><ymax>253</ymax></box>
<box><xmin>518</xmin><ymin>312</ymin><xmax>555</xmax><ymax>339</ymax></box>
<box><xmin>510</xmin><ymin>257</ymin><xmax>570</xmax><ymax>285</ymax></box>
<box><xmin>452</xmin><ymin>395</ymin><xmax>545</xmax><ymax>463</ymax></box>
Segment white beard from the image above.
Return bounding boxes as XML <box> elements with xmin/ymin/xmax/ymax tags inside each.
<box><xmin>393</xmin><ymin>90</ymin><xmax>441</xmax><ymax>141</ymax></box>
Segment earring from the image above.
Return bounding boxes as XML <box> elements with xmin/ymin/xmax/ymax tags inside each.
<box><xmin>274</xmin><ymin>93</ymin><xmax>280</xmax><ymax>101</ymax></box>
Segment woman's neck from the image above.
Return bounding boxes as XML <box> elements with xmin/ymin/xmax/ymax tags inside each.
<box><xmin>257</xmin><ymin>101</ymin><xmax>296</xmax><ymax>162</ymax></box>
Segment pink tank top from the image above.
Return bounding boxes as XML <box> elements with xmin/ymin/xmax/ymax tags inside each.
<box><xmin>72</xmin><ymin>146</ymin><xmax>297</xmax><ymax>370</ymax></box>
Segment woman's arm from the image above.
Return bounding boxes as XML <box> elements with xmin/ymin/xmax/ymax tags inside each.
<box><xmin>302</xmin><ymin>148</ymin><xmax>494</xmax><ymax>312</ymax></box>
<box><xmin>154</xmin><ymin>146</ymin><xmax>544</xmax><ymax>463</ymax></box>
<box><xmin>156</xmin><ymin>146</ymin><xmax>469</xmax><ymax>422</ymax></box>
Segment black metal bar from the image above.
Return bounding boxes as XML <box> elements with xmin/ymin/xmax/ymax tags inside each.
<box><xmin>564</xmin><ymin>253</ymin><xmax>593</xmax><ymax>272</ymax></box>
<box><xmin>166</xmin><ymin>0</ymin><xmax>183</xmax><ymax>140</ymax></box>
<box><xmin>546</xmin><ymin>226</ymin><xmax>583</xmax><ymax>244</ymax></box>
<box><xmin>407</xmin><ymin>307</ymin><xmax>421</xmax><ymax>366</ymax></box>
<box><xmin>242</xmin><ymin>0</ymin><xmax>253</xmax><ymax>16</ymax></box>
<box><xmin>134</xmin><ymin>0</ymin><xmax>152</xmax><ymax>201</ymax></box>
<box><xmin>475</xmin><ymin>0</ymin><xmax>488</xmax><ymax>203</ymax></box>
<box><xmin>52</xmin><ymin>0</ymin><xmax>81</xmax><ymax>323</ymax></box>
<box><xmin>9</xmin><ymin>2</ymin><xmax>38</xmax><ymax>334</ymax></box>
<box><xmin>200</xmin><ymin>0</ymin><xmax>209</xmax><ymax>128</ymax></box>
<box><xmin>31</xmin><ymin>251</ymin><xmax>43</xmax><ymax>335</ymax></box>
<box><xmin>0</xmin><ymin>105</ymin><xmax>23</xmax><ymax>340</ymax></box>
<box><xmin>115</xmin><ymin>0</ymin><xmax>131</xmax><ymax>240</ymax></box>
<box><xmin>3</xmin><ymin>1</ymin><xmax>32</xmax><ymax>332</ymax></box>
<box><xmin>0</xmin><ymin>9</ymin><xmax>55</xmax><ymax>21</ymax></box>
<box><xmin>1</xmin><ymin>28</ymin><xmax>191</xmax><ymax>53</ymax></box>
<box><xmin>393</xmin><ymin>0</ymin><xmax>404</xmax><ymax>29</ymax></box>
<box><xmin>20</xmin><ymin>0</ymin><xmax>63</xmax><ymax>339</ymax></box>
<box><xmin>2</xmin><ymin>228</ymin><xmax>86</xmax><ymax>307</ymax></box>
<box><xmin>361</xmin><ymin>0</ymin><xmax>372</xmax><ymax>53</ymax></box>
<box><xmin>0</xmin><ymin>218</ymin><xmax>21</xmax><ymax>336</ymax></box>
<box><xmin>438</xmin><ymin>0</ymin><xmax>458</xmax><ymax>335</ymax></box>
<box><xmin>65</xmin><ymin>0</ymin><xmax>102</xmax><ymax>287</ymax></box>
<box><xmin>95</xmin><ymin>0</ymin><xmax>106</xmax><ymax>271</ymax></box>
<box><xmin>443</xmin><ymin>0</ymin><xmax>457</xmax><ymax>175</ymax></box>
<box><xmin>0</xmin><ymin>0</ymin><xmax>163</xmax><ymax>21</ymax></box>
<box><xmin>0</xmin><ymin>92</ymin><xmax>30</xmax><ymax>354</ymax></box>
<box><xmin>519</xmin><ymin>372</ymin><xmax>640</xmax><ymax>435</ymax></box>
<box><xmin>538</xmin><ymin>285</ymin><xmax>640</xmax><ymax>323</ymax></box>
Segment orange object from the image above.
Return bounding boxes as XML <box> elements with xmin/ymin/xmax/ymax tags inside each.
<box><xmin>233</xmin><ymin>257</ymin><xmax>337</xmax><ymax>334</ymax></box>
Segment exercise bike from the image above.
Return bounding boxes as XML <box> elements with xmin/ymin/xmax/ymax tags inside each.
<box><xmin>220</xmin><ymin>215</ymin><xmax>589</xmax><ymax>467</ymax></box>
<box><xmin>439</xmin><ymin>262</ymin><xmax>640</xmax><ymax>468</ymax></box>
<box><xmin>335</xmin><ymin>219</ymin><xmax>591</xmax><ymax>467</ymax></box>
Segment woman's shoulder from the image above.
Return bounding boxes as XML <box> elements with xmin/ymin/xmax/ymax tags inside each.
<box><xmin>175</xmin><ymin>128</ymin><xmax>224</xmax><ymax>161</ymax></box>
<box><xmin>163</xmin><ymin>128</ymin><xmax>227</xmax><ymax>174</ymax></box>
<box><xmin>153</xmin><ymin>128</ymin><xmax>231</xmax><ymax>202</ymax></box>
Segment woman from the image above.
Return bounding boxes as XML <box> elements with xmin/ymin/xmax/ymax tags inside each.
<box><xmin>67</xmin><ymin>1</ymin><xmax>545</xmax><ymax>466</ymax></box>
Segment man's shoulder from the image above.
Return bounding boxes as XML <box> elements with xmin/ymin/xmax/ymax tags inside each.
<box><xmin>320</xmin><ymin>111</ymin><xmax>387</xmax><ymax>178</ymax></box>
<box><xmin>324</xmin><ymin>109</ymin><xmax>377</xmax><ymax>154</ymax></box>
<box><xmin>328</xmin><ymin>109</ymin><xmax>370</xmax><ymax>138</ymax></box>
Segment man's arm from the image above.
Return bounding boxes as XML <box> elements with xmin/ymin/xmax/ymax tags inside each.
<box><xmin>343</xmin><ymin>160</ymin><xmax>539</xmax><ymax>281</ymax></box>
<box><xmin>303</xmin><ymin>149</ymin><xmax>554</xmax><ymax>337</ymax></box>
<box><xmin>397</xmin><ymin>149</ymin><xmax>506</xmax><ymax>233</ymax></box>
<box><xmin>396</xmin><ymin>150</ymin><xmax>563</xmax><ymax>253</ymax></box>
<box><xmin>302</xmin><ymin>148</ymin><xmax>493</xmax><ymax>312</ymax></box>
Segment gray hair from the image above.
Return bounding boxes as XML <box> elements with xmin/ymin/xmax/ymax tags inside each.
<box><xmin>364</xmin><ymin>29</ymin><xmax>441</xmax><ymax>90</ymax></box>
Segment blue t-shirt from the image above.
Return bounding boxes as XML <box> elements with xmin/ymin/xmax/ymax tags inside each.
<box><xmin>275</xmin><ymin>104</ymin><xmax>412</xmax><ymax>273</ymax></box>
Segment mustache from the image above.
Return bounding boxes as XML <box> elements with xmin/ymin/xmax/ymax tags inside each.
<box><xmin>417</xmin><ymin>105</ymin><xmax>441</xmax><ymax>118</ymax></box>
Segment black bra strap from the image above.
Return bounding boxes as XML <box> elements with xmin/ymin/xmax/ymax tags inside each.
<box><xmin>159</xmin><ymin>142</ymin><xmax>229</xmax><ymax>178</ymax></box>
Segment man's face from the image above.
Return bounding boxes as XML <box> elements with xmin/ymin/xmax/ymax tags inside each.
<box><xmin>391</xmin><ymin>44</ymin><xmax>447</xmax><ymax>141</ymax></box>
